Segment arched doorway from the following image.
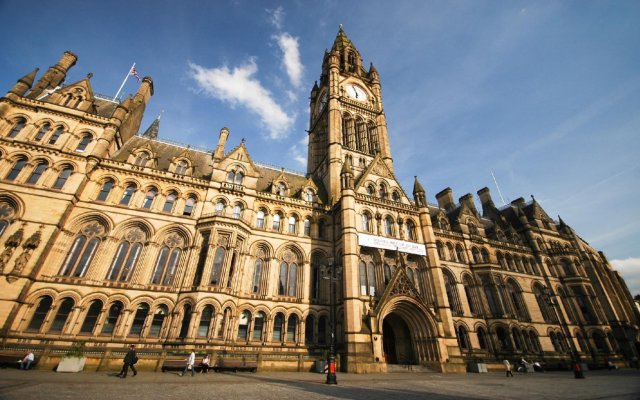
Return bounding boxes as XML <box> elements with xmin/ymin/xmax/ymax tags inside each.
<box><xmin>383</xmin><ymin>313</ymin><xmax>413</xmax><ymax>364</ymax></box>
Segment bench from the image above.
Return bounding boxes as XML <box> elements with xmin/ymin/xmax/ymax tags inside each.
<box><xmin>213</xmin><ymin>358</ymin><xmax>257</xmax><ymax>373</ymax></box>
<box><xmin>160</xmin><ymin>359</ymin><xmax>203</xmax><ymax>373</ymax></box>
<box><xmin>0</xmin><ymin>353</ymin><xmax>38</xmax><ymax>369</ymax></box>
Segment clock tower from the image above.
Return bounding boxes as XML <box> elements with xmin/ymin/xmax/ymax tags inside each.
<box><xmin>308</xmin><ymin>26</ymin><xmax>393</xmax><ymax>200</ymax></box>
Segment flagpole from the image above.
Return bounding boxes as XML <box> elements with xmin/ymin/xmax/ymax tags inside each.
<box><xmin>114</xmin><ymin>62</ymin><xmax>135</xmax><ymax>100</ymax></box>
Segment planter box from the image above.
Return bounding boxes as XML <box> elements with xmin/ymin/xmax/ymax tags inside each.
<box><xmin>315</xmin><ymin>360</ymin><xmax>328</xmax><ymax>373</ymax></box>
<box><xmin>468</xmin><ymin>362</ymin><xmax>488</xmax><ymax>373</ymax></box>
<box><xmin>57</xmin><ymin>357</ymin><xmax>86</xmax><ymax>373</ymax></box>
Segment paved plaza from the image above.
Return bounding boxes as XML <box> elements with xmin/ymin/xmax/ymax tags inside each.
<box><xmin>0</xmin><ymin>368</ymin><xmax>639</xmax><ymax>400</ymax></box>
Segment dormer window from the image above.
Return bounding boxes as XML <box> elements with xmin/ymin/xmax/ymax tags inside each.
<box><xmin>134</xmin><ymin>152</ymin><xmax>150</xmax><ymax>167</ymax></box>
<box><xmin>226</xmin><ymin>168</ymin><xmax>244</xmax><ymax>185</ymax></box>
<box><xmin>304</xmin><ymin>188</ymin><xmax>315</xmax><ymax>202</ymax></box>
<box><xmin>379</xmin><ymin>184</ymin><xmax>388</xmax><ymax>200</ymax></box>
<box><xmin>277</xmin><ymin>182</ymin><xmax>286</xmax><ymax>196</ymax></box>
<box><xmin>175</xmin><ymin>160</ymin><xmax>188</xmax><ymax>175</ymax></box>
<box><xmin>391</xmin><ymin>191</ymin><xmax>400</xmax><ymax>202</ymax></box>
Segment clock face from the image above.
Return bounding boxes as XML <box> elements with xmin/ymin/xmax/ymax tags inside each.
<box><xmin>345</xmin><ymin>84</ymin><xmax>367</xmax><ymax>101</ymax></box>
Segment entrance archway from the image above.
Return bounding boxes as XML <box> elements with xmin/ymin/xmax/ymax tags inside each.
<box><xmin>378</xmin><ymin>297</ymin><xmax>440</xmax><ymax>366</ymax></box>
<box><xmin>383</xmin><ymin>314</ymin><xmax>413</xmax><ymax>364</ymax></box>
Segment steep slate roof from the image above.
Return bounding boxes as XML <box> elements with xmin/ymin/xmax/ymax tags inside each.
<box><xmin>112</xmin><ymin>135</ymin><xmax>214</xmax><ymax>180</ymax></box>
<box><xmin>255</xmin><ymin>166</ymin><xmax>328</xmax><ymax>205</ymax></box>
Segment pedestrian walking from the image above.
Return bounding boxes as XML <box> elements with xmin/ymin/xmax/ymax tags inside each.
<box><xmin>117</xmin><ymin>345</ymin><xmax>138</xmax><ymax>378</ymax></box>
<box><xmin>180</xmin><ymin>350</ymin><xmax>196</xmax><ymax>377</ymax></box>
<box><xmin>504</xmin><ymin>359</ymin><xmax>513</xmax><ymax>377</ymax></box>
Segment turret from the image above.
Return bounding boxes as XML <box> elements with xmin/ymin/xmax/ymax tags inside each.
<box><xmin>340</xmin><ymin>157</ymin><xmax>354</xmax><ymax>190</ymax></box>
<box><xmin>213</xmin><ymin>127</ymin><xmax>230</xmax><ymax>161</ymax></box>
<box><xmin>412</xmin><ymin>176</ymin><xmax>427</xmax><ymax>207</ymax></box>
<box><xmin>28</xmin><ymin>51</ymin><xmax>77</xmax><ymax>99</ymax></box>
<box><xmin>10</xmin><ymin>68</ymin><xmax>39</xmax><ymax>97</ymax></box>
<box><xmin>142</xmin><ymin>113</ymin><xmax>162</xmax><ymax>139</ymax></box>
<box><xmin>117</xmin><ymin>77</ymin><xmax>155</xmax><ymax>143</ymax></box>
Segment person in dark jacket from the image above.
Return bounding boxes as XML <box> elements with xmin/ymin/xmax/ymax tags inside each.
<box><xmin>117</xmin><ymin>345</ymin><xmax>138</xmax><ymax>378</ymax></box>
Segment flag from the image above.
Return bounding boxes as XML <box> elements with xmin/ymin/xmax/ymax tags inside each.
<box><xmin>130</xmin><ymin>66</ymin><xmax>141</xmax><ymax>83</ymax></box>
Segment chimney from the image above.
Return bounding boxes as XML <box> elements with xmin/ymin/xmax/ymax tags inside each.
<box><xmin>436</xmin><ymin>187</ymin><xmax>455</xmax><ymax>211</ymax></box>
<box><xmin>459</xmin><ymin>193</ymin><xmax>478</xmax><ymax>215</ymax></box>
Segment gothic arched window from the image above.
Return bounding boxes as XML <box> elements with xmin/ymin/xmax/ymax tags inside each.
<box><xmin>27</xmin><ymin>161</ymin><xmax>49</xmax><ymax>185</ymax></box>
<box><xmin>79</xmin><ymin>300</ymin><xmax>103</xmax><ymax>334</ymax></box>
<box><xmin>198</xmin><ymin>305</ymin><xmax>214</xmax><ymax>337</ymax></box>
<box><xmin>253</xmin><ymin>311</ymin><xmax>266</xmax><ymax>341</ymax></box>
<box><xmin>150</xmin><ymin>235</ymin><xmax>183</xmax><ymax>286</ymax></box>
<box><xmin>7</xmin><ymin>118</ymin><xmax>26</xmax><ymax>138</ymax></box>
<box><xmin>175</xmin><ymin>160</ymin><xmax>188</xmax><ymax>175</ymax></box>
<box><xmin>358</xmin><ymin>261</ymin><xmax>377</xmax><ymax>296</ymax></box>
<box><xmin>287</xmin><ymin>314</ymin><xmax>298</xmax><ymax>342</ymax></box>
<box><xmin>444</xmin><ymin>270</ymin><xmax>463</xmax><ymax>316</ymax></box>
<box><xmin>141</xmin><ymin>187</ymin><xmax>157</xmax><ymax>209</ymax></box>
<box><xmin>252</xmin><ymin>258</ymin><xmax>263</xmax><ymax>293</ymax></box>
<box><xmin>303</xmin><ymin>218</ymin><xmax>311</xmax><ymax>236</ymax></box>
<box><xmin>106</xmin><ymin>228</ymin><xmax>145</xmax><ymax>281</ymax></box>
<box><xmin>209</xmin><ymin>247</ymin><xmax>225</xmax><ymax>285</ymax></box>
<box><xmin>163</xmin><ymin>191</ymin><xmax>177</xmax><ymax>213</ymax></box>
<box><xmin>59</xmin><ymin>223</ymin><xmax>104</xmax><ymax>277</ymax></box>
<box><xmin>149</xmin><ymin>305</ymin><xmax>168</xmax><ymax>337</ymax></box>
<box><xmin>362</xmin><ymin>212</ymin><xmax>371</xmax><ymax>232</ymax></box>
<box><xmin>272</xmin><ymin>213</ymin><xmax>281</xmax><ymax>231</ymax></box>
<box><xmin>34</xmin><ymin>123</ymin><xmax>51</xmax><ymax>141</ymax></box>
<box><xmin>273</xmin><ymin>313</ymin><xmax>284</xmax><ymax>341</ymax></box>
<box><xmin>256</xmin><ymin>210</ymin><xmax>266</xmax><ymax>229</ymax></box>
<box><xmin>53</xmin><ymin>165</ymin><xmax>73</xmax><ymax>189</ymax></box>
<box><xmin>232</xmin><ymin>204</ymin><xmax>243</xmax><ymax>219</ymax></box>
<box><xmin>278</xmin><ymin>260</ymin><xmax>298</xmax><ymax>297</ymax></box>
<box><xmin>100</xmin><ymin>301</ymin><xmax>123</xmax><ymax>335</ymax></box>
<box><xmin>6</xmin><ymin>158</ymin><xmax>27</xmax><ymax>181</ymax></box>
<box><xmin>183</xmin><ymin>196</ymin><xmax>196</xmax><ymax>216</ymax></box>
<box><xmin>47</xmin><ymin>126</ymin><xmax>63</xmax><ymax>144</ymax></box>
<box><xmin>49</xmin><ymin>298</ymin><xmax>74</xmax><ymax>333</ymax></box>
<box><xmin>75</xmin><ymin>134</ymin><xmax>92</xmax><ymax>152</ymax></box>
<box><xmin>96</xmin><ymin>179</ymin><xmax>114</xmax><ymax>202</ymax></box>
<box><xmin>288</xmin><ymin>215</ymin><xmax>297</xmax><ymax>234</ymax></box>
<box><xmin>27</xmin><ymin>296</ymin><xmax>53</xmax><ymax>332</ymax></box>
<box><xmin>237</xmin><ymin>310</ymin><xmax>251</xmax><ymax>340</ymax></box>
<box><xmin>405</xmin><ymin>220</ymin><xmax>416</xmax><ymax>241</ymax></box>
<box><xmin>134</xmin><ymin>152</ymin><xmax>150</xmax><ymax>167</ymax></box>
<box><xmin>120</xmin><ymin>184</ymin><xmax>137</xmax><ymax>206</ymax></box>
<box><xmin>129</xmin><ymin>303</ymin><xmax>149</xmax><ymax>336</ymax></box>
<box><xmin>384</xmin><ymin>216</ymin><xmax>394</xmax><ymax>236</ymax></box>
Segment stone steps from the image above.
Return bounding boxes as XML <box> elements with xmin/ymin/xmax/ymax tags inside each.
<box><xmin>386</xmin><ymin>364</ymin><xmax>437</xmax><ymax>373</ymax></box>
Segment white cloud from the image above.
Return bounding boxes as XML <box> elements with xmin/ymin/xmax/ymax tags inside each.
<box><xmin>610</xmin><ymin>257</ymin><xmax>640</xmax><ymax>296</ymax></box>
<box><xmin>275</xmin><ymin>33</ymin><xmax>304</xmax><ymax>88</ymax></box>
<box><xmin>189</xmin><ymin>59</ymin><xmax>293</xmax><ymax>139</ymax></box>
<box><xmin>288</xmin><ymin>134</ymin><xmax>308</xmax><ymax>167</ymax></box>
<box><xmin>267</xmin><ymin>6</ymin><xmax>285</xmax><ymax>30</ymax></box>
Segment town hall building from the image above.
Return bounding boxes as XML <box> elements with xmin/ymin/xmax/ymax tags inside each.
<box><xmin>0</xmin><ymin>28</ymin><xmax>638</xmax><ymax>373</ymax></box>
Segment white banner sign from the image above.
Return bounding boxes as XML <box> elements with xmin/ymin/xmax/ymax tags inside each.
<box><xmin>358</xmin><ymin>233</ymin><xmax>426</xmax><ymax>256</ymax></box>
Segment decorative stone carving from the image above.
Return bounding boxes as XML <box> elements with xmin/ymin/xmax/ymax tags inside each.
<box><xmin>0</xmin><ymin>203</ymin><xmax>16</xmax><ymax>219</ymax></box>
<box><xmin>125</xmin><ymin>227</ymin><xmax>145</xmax><ymax>243</ymax></box>
<box><xmin>82</xmin><ymin>222</ymin><xmax>104</xmax><ymax>237</ymax></box>
<box><xmin>165</xmin><ymin>233</ymin><xmax>184</xmax><ymax>248</ymax></box>
<box><xmin>283</xmin><ymin>249</ymin><xmax>295</xmax><ymax>263</ymax></box>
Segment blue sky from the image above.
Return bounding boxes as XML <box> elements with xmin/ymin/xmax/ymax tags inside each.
<box><xmin>1</xmin><ymin>0</ymin><xmax>639</xmax><ymax>294</ymax></box>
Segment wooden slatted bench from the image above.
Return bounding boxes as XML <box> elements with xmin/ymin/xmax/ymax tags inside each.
<box><xmin>213</xmin><ymin>357</ymin><xmax>257</xmax><ymax>373</ymax></box>
<box><xmin>160</xmin><ymin>358</ymin><xmax>203</xmax><ymax>373</ymax></box>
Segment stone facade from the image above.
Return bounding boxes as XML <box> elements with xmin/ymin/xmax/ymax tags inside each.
<box><xmin>0</xmin><ymin>28</ymin><xmax>638</xmax><ymax>373</ymax></box>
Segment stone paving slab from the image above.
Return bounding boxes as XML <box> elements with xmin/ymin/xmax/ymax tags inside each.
<box><xmin>0</xmin><ymin>369</ymin><xmax>638</xmax><ymax>400</ymax></box>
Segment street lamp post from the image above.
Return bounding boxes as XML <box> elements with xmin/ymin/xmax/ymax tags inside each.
<box><xmin>322</xmin><ymin>258</ymin><xmax>341</xmax><ymax>385</ymax></box>
<box><xmin>544</xmin><ymin>288</ymin><xmax>585</xmax><ymax>379</ymax></box>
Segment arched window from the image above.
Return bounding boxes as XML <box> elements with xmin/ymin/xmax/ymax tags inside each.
<box><xmin>59</xmin><ymin>224</ymin><xmax>103</xmax><ymax>277</ymax></box>
<box><xmin>272</xmin><ymin>213</ymin><xmax>281</xmax><ymax>231</ymax></box>
<box><xmin>368</xmin><ymin>122</ymin><xmax>379</xmax><ymax>153</ymax></box>
<box><xmin>358</xmin><ymin>261</ymin><xmax>377</xmax><ymax>296</ymax></box>
<box><xmin>253</xmin><ymin>312</ymin><xmax>266</xmax><ymax>341</ymax></box>
<box><xmin>457</xmin><ymin>325</ymin><xmax>470</xmax><ymax>351</ymax></box>
<box><xmin>80</xmin><ymin>300</ymin><xmax>103</xmax><ymax>334</ymax></box>
<box><xmin>234</xmin><ymin>171</ymin><xmax>244</xmax><ymax>185</ymax></box>
<box><xmin>481</xmin><ymin>248</ymin><xmax>490</xmax><ymax>263</ymax></box>
<box><xmin>149</xmin><ymin>305</ymin><xmax>168</xmax><ymax>337</ymax></box>
<box><xmin>356</xmin><ymin>119</ymin><xmax>368</xmax><ymax>153</ymax></box>
<box><xmin>310</xmin><ymin>254</ymin><xmax>322</xmax><ymax>301</ymax></box>
<box><xmin>303</xmin><ymin>218</ymin><xmax>311</xmax><ymax>236</ymax></box>
<box><xmin>444</xmin><ymin>270</ymin><xmax>462</xmax><ymax>315</ymax></box>
<box><xmin>305</xmin><ymin>315</ymin><xmax>315</xmax><ymax>344</ymax></box>
<box><xmin>288</xmin><ymin>216</ymin><xmax>297</xmax><ymax>234</ymax></box>
<box><xmin>215</xmin><ymin>200</ymin><xmax>225</xmax><ymax>214</ymax></box>
<box><xmin>75</xmin><ymin>134</ymin><xmax>92</xmax><ymax>152</ymax></box>
<box><xmin>362</xmin><ymin>212</ymin><xmax>371</xmax><ymax>232</ymax></box>
<box><xmin>367</xmin><ymin>184</ymin><xmax>375</xmax><ymax>197</ymax></box>
<box><xmin>7</xmin><ymin>118</ymin><xmax>26</xmax><ymax>138</ymax></box>
<box><xmin>237</xmin><ymin>310</ymin><xmax>251</xmax><ymax>340</ymax></box>
<box><xmin>142</xmin><ymin>187</ymin><xmax>157</xmax><ymax>209</ymax></box>
<box><xmin>26</xmin><ymin>161</ymin><xmax>49</xmax><ymax>184</ymax></box>
<box><xmin>49</xmin><ymin>298</ymin><xmax>74</xmax><ymax>333</ymax></box>
<box><xmin>256</xmin><ymin>210</ymin><xmax>266</xmax><ymax>228</ymax></box>
<box><xmin>472</xmin><ymin>248</ymin><xmax>481</xmax><ymax>263</ymax></box>
<box><xmin>120</xmin><ymin>184</ymin><xmax>137</xmax><ymax>206</ymax></box>
<box><xmin>6</xmin><ymin>158</ymin><xmax>27</xmax><ymax>181</ymax></box>
<box><xmin>175</xmin><ymin>160</ymin><xmax>188</xmax><ymax>175</ymax></box>
<box><xmin>384</xmin><ymin>264</ymin><xmax>392</xmax><ymax>284</ymax></box>
<box><xmin>150</xmin><ymin>245</ymin><xmax>182</xmax><ymax>285</ymax></box>
<box><xmin>463</xmin><ymin>275</ymin><xmax>479</xmax><ymax>316</ymax></box>
<box><xmin>129</xmin><ymin>303</ymin><xmax>149</xmax><ymax>336</ymax></box>
<box><xmin>384</xmin><ymin>216</ymin><xmax>393</xmax><ymax>236</ymax></box>
<box><xmin>134</xmin><ymin>152</ymin><xmax>150</xmax><ymax>167</ymax></box>
<box><xmin>560</xmin><ymin>259</ymin><xmax>574</xmax><ymax>276</ymax></box>
<box><xmin>477</xmin><ymin>327</ymin><xmax>489</xmax><ymax>350</ymax></box>
<box><xmin>317</xmin><ymin>219</ymin><xmax>325</xmax><ymax>239</ymax></box>
<box><xmin>27</xmin><ymin>296</ymin><xmax>53</xmax><ymax>332</ymax></box>
<box><xmin>379</xmin><ymin>183</ymin><xmax>388</xmax><ymax>199</ymax></box>
<box><xmin>273</xmin><ymin>313</ymin><xmax>284</xmax><ymax>341</ymax></box>
<box><xmin>391</xmin><ymin>191</ymin><xmax>400</xmax><ymax>202</ymax></box>
<box><xmin>53</xmin><ymin>166</ymin><xmax>73</xmax><ymax>189</ymax></box>
<box><xmin>455</xmin><ymin>245</ymin><xmax>466</xmax><ymax>263</ymax></box>
<box><xmin>47</xmin><ymin>127</ymin><xmax>63</xmax><ymax>144</ymax></box>
<box><xmin>183</xmin><ymin>196</ymin><xmax>196</xmax><ymax>216</ymax></box>
<box><xmin>318</xmin><ymin>316</ymin><xmax>328</xmax><ymax>345</ymax></box>
<box><xmin>405</xmin><ymin>220</ymin><xmax>416</xmax><ymax>241</ymax></box>
<box><xmin>226</xmin><ymin>170</ymin><xmax>235</xmax><ymax>182</ymax></box>
<box><xmin>436</xmin><ymin>242</ymin><xmax>446</xmax><ymax>259</ymax></box>
<box><xmin>252</xmin><ymin>258</ymin><xmax>263</xmax><ymax>293</ymax></box>
<box><xmin>217</xmin><ymin>308</ymin><xmax>231</xmax><ymax>338</ymax></box>
<box><xmin>34</xmin><ymin>123</ymin><xmax>51</xmax><ymax>141</ymax></box>
<box><xmin>198</xmin><ymin>306</ymin><xmax>214</xmax><ymax>337</ymax></box>
<box><xmin>96</xmin><ymin>179</ymin><xmax>114</xmax><ymax>201</ymax></box>
<box><xmin>529</xmin><ymin>331</ymin><xmax>541</xmax><ymax>353</ymax></box>
<box><xmin>101</xmin><ymin>301</ymin><xmax>123</xmax><ymax>335</ymax></box>
<box><xmin>209</xmin><ymin>247</ymin><xmax>225</xmax><ymax>285</ymax></box>
<box><xmin>178</xmin><ymin>304</ymin><xmax>192</xmax><ymax>339</ymax></box>
<box><xmin>506</xmin><ymin>280</ymin><xmax>529</xmax><ymax>320</ymax></box>
<box><xmin>163</xmin><ymin>191</ymin><xmax>177</xmax><ymax>213</ymax></box>
<box><xmin>287</xmin><ymin>314</ymin><xmax>298</xmax><ymax>342</ymax></box>
<box><xmin>106</xmin><ymin>230</ymin><xmax>144</xmax><ymax>281</ymax></box>
<box><xmin>232</xmin><ymin>204</ymin><xmax>242</xmax><ymax>219</ymax></box>
<box><xmin>496</xmin><ymin>326</ymin><xmax>511</xmax><ymax>350</ymax></box>
<box><xmin>533</xmin><ymin>285</ymin><xmax>556</xmax><ymax>323</ymax></box>
<box><xmin>279</xmin><ymin>260</ymin><xmax>298</xmax><ymax>297</ymax></box>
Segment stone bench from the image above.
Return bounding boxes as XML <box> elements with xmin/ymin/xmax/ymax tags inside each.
<box><xmin>0</xmin><ymin>353</ymin><xmax>38</xmax><ymax>369</ymax></box>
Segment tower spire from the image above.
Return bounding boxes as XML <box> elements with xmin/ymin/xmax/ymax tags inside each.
<box><xmin>10</xmin><ymin>68</ymin><xmax>39</xmax><ymax>96</ymax></box>
<box><xmin>142</xmin><ymin>111</ymin><xmax>162</xmax><ymax>139</ymax></box>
